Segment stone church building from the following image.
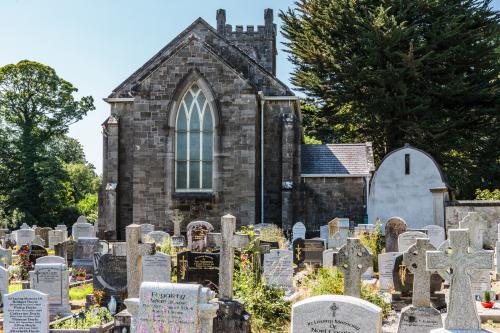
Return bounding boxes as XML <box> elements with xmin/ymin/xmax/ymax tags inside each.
<box><xmin>98</xmin><ymin>9</ymin><xmax>374</xmax><ymax>240</ymax></box>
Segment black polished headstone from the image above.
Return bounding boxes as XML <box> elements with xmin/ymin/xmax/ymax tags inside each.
<box><xmin>177</xmin><ymin>251</ymin><xmax>219</xmax><ymax>291</ymax></box>
<box><xmin>293</xmin><ymin>239</ymin><xmax>324</xmax><ymax>268</ymax></box>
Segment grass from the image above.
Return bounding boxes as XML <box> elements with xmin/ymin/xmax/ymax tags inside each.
<box><xmin>69</xmin><ymin>283</ymin><xmax>93</xmax><ymax>301</ymax></box>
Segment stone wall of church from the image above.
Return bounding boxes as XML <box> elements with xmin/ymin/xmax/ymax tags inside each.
<box><xmin>300</xmin><ymin>177</ymin><xmax>367</xmax><ymax>234</ymax></box>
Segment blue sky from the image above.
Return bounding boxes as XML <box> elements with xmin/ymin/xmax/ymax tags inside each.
<box><xmin>1</xmin><ymin>0</ymin><xmax>499</xmax><ymax>174</ymax></box>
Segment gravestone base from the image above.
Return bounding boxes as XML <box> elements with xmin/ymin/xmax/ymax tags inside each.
<box><xmin>392</xmin><ymin>293</ymin><xmax>446</xmax><ymax>311</ymax></box>
<box><xmin>213</xmin><ymin>299</ymin><xmax>251</xmax><ymax>333</ymax></box>
<box><xmin>397</xmin><ymin>306</ymin><xmax>442</xmax><ymax>333</ymax></box>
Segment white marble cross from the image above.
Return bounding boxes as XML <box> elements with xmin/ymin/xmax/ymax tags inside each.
<box><xmin>208</xmin><ymin>214</ymin><xmax>250</xmax><ymax>300</ymax></box>
<box><xmin>427</xmin><ymin>229</ymin><xmax>493</xmax><ymax>331</ymax></box>
<box><xmin>403</xmin><ymin>238</ymin><xmax>435</xmax><ymax>307</ymax></box>
<box><xmin>337</xmin><ymin>238</ymin><xmax>372</xmax><ymax>298</ymax></box>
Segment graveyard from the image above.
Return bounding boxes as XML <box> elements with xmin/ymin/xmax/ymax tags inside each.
<box><xmin>0</xmin><ymin>212</ymin><xmax>499</xmax><ymax>332</ymax></box>
<box><xmin>0</xmin><ymin>0</ymin><xmax>499</xmax><ymax>332</ymax></box>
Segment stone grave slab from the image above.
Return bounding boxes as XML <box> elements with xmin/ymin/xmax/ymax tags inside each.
<box><xmin>177</xmin><ymin>251</ymin><xmax>219</xmax><ymax>291</ymax></box>
<box><xmin>144</xmin><ymin>231</ymin><xmax>170</xmax><ymax>245</ymax></box>
<box><xmin>71</xmin><ymin>219</ymin><xmax>95</xmax><ymax>240</ymax></box>
<box><xmin>29</xmin><ymin>245</ymin><xmax>48</xmax><ymax>266</ymax></box>
<box><xmin>73</xmin><ymin>237</ymin><xmax>99</xmax><ymax>274</ymax></box>
<box><xmin>140</xmin><ymin>223</ymin><xmax>155</xmax><ymax>243</ymax></box>
<box><xmin>378</xmin><ymin>252</ymin><xmax>400</xmax><ymax>291</ymax></box>
<box><xmin>293</xmin><ymin>238</ymin><xmax>324</xmax><ymax>268</ymax></box>
<box><xmin>398</xmin><ymin>231</ymin><xmax>428</xmax><ymax>253</ymax></box>
<box><xmin>263</xmin><ymin>249</ymin><xmax>293</xmax><ymax>289</ymax></box>
<box><xmin>292</xmin><ymin>222</ymin><xmax>306</xmax><ymax>242</ymax></box>
<box><xmin>15</xmin><ymin>228</ymin><xmax>35</xmax><ymax>246</ymax></box>
<box><xmin>94</xmin><ymin>253</ymin><xmax>127</xmax><ymax>304</ymax></box>
<box><xmin>337</xmin><ymin>238</ymin><xmax>372</xmax><ymax>298</ymax></box>
<box><xmin>385</xmin><ymin>217</ymin><xmax>407</xmax><ymax>252</ymax></box>
<box><xmin>423</xmin><ymin>225</ymin><xmax>445</xmax><ymax>248</ymax></box>
<box><xmin>187</xmin><ymin>221</ymin><xmax>214</xmax><ymax>252</ymax></box>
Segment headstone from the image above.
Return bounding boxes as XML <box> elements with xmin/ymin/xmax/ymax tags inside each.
<box><xmin>20</xmin><ymin>223</ymin><xmax>30</xmax><ymax>229</ymax></box>
<box><xmin>126</xmin><ymin>224</ymin><xmax>156</xmax><ymax>298</ymax></box>
<box><xmin>422</xmin><ymin>225</ymin><xmax>445</xmax><ymax>248</ymax></box>
<box><xmin>48</xmin><ymin>230</ymin><xmax>64</xmax><ymax>249</ymax></box>
<box><xmin>187</xmin><ymin>221</ymin><xmax>214</xmax><ymax>251</ymax></box>
<box><xmin>142</xmin><ymin>252</ymin><xmax>172</xmax><ymax>282</ymax></box>
<box><xmin>125</xmin><ymin>282</ymin><xmax>218</xmax><ymax>333</ymax></box>
<box><xmin>15</xmin><ymin>228</ymin><xmax>35</xmax><ymax>246</ymax></box>
<box><xmin>427</xmin><ymin>229</ymin><xmax>493</xmax><ymax>331</ymax></box>
<box><xmin>0</xmin><ymin>266</ymin><xmax>8</xmax><ymax>306</ymax></box>
<box><xmin>293</xmin><ymin>238</ymin><xmax>324</xmax><ymax>268</ymax></box>
<box><xmin>3</xmin><ymin>289</ymin><xmax>49</xmax><ymax>333</ymax></box>
<box><xmin>54</xmin><ymin>240</ymin><xmax>75</xmax><ymax>265</ymax></box>
<box><xmin>337</xmin><ymin>238</ymin><xmax>372</xmax><ymax>298</ymax></box>
<box><xmin>36</xmin><ymin>256</ymin><xmax>66</xmax><ymax>265</ymax></box>
<box><xmin>112</xmin><ymin>242</ymin><xmax>127</xmax><ymax>256</ymax></box>
<box><xmin>144</xmin><ymin>231</ymin><xmax>170</xmax><ymax>245</ymax></box>
<box><xmin>0</xmin><ymin>246</ymin><xmax>13</xmax><ymax>266</ymax></box>
<box><xmin>378</xmin><ymin>252</ymin><xmax>400</xmax><ymax>291</ymax></box>
<box><xmin>72</xmin><ymin>219</ymin><xmax>95</xmax><ymax>240</ymax></box>
<box><xmin>139</xmin><ymin>223</ymin><xmax>155</xmax><ymax>243</ymax></box>
<box><xmin>397</xmin><ymin>238</ymin><xmax>442</xmax><ymax>333</ymax></box>
<box><xmin>319</xmin><ymin>225</ymin><xmax>329</xmax><ymax>243</ymax></box>
<box><xmin>29</xmin><ymin>262</ymin><xmax>71</xmax><ymax>318</ymax></box>
<box><xmin>323</xmin><ymin>249</ymin><xmax>336</xmax><ymax>268</ymax></box>
<box><xmin>398</xmin><ymin>231</ymin><xmax>428</xmax><ymax>253</ymax></box>
<box><xmin>328</xmin><ymin>218</ymin><xmax>339</xmax><ymax>237</ymax></box>
<box><xmin>177</xmin><ymin>251</ymin><xmax>220</xmax><ymax>290</ymax></box>
<box><xmin>385</xmin><ymin>217</ymin><xmax>407</xmax><ymax>252</ymax></box>
<box><xmin>328</xmin><ymin>231</ymin><xmax>347</xmax><ymax>250</ymax></box>
<box><xmin>37</xmin><ymin>227</ymin><xmax>52</xmax><ymax>247</ymax></box>
<box><xmin>292</xmin><ymin>295</ymin><xmax>382</xmax><ymax>333</ymax></box>
<box><xmin>263</xmin><ymin>249</ymin><xmax>293</xmax><ymax>289</ymax></box>
<box><xmin>55</xmin><ymin>224</ymin><xmax>68</xmax><ymax>240</ymax></box>
<box><xmin>94</xmin><ymin>253</ymin><xmax>128</xmax><ymax>304</ymax></box>
<box><xmin>291</xmin><ymin>222</ymin><xmax>306</xmax><ymax>242</ymax></box>
<box><xmin>73</xmin><ymin>237</ymin><xmax>100</xmax><ymax>274</ymax></box>
<box><xmin>32</xmin><ymin>236</ymin><xmax>45</xmax><ymax>247</ymax></box>
<box><xmin>29</xmin><ymin>245</ymin><xmax>48</xmax><ymax>265</ymax></box>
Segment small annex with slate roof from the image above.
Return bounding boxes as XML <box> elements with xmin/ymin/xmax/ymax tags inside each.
<box><xmin>300</xmin><ymin>143</ymin><xmax>375</xmax><ymax>229</ymax></box>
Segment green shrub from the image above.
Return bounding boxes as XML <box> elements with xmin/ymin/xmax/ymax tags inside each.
<box><xmin>234</xmin><ymin>227</ymin><xmax>291</xmax><ymax>333</ymax></box>
<box><xmin>475</xmin><ymin>189</ymin><xmax>500</xmax><ymax>200</ymax></box>
<box><xmin>296</xmin><ymin>267</ymin><xmax>391</xmax><ymax>318</ymax></box>
<box><xmin>358</xmin><ymin>219</ymin><xmax>384</xmax><ymax>273</ymax></box>
<box><xmin>51</xmin><ymin>306</ymin><xmax>112</xmax><ymax>329</ymax></box>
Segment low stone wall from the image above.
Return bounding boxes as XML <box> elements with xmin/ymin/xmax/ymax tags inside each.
<box><xmin>446</xmin><ymin>200</ymin><xmax>500</xmax><ymax>248</ymax></box>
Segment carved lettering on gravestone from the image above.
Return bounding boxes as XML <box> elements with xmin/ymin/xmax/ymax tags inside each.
<box><xmin>177</xmin><ymin>251</ymin><xmax>219</xmax><ymax>291</ymax></box>
<box><xmin>187</xmin><ymin>221</ymin><xmax>214</xmax><ymax>252</ymax></box>
<box><xmin>337</xmin><ymin>238</ymin><xmax>372</xmax><ymax>298</ymax></box>
<box><xmin>4</xmin><ymin>289</ymin><xmax>48</xmax><ymax>333</ymax></box>
<box><xmin>378</xmin><ymin>252</ymin><xmax>400</xmax><ymax>292</ymax></box>
<box><xmin>263</xmin><ymin>249</ymin><xmax>293</xmax><ymax>289</ymax></box>
<box><xmin>427</xmin><ymin>229</ymin><xmax>493</xmax><ymax>331</ymax></box>
<box><xmin>293</xmin><ymin>239</ymin><xmax>324</xmax><ymax>268</ymax></box>
<box><xmin>142</xmin><ymin>253</ymin><xmax>171</xmax><ymax>283</ymax></box>
<box><xmin>29</xmin><ymin>245</ymin><xmax>48</xmax><ymax>266</ymax></box>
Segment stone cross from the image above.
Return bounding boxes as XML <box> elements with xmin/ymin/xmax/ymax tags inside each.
<box><xmin>126</xmin><ymin>224</ymin><xmax>156</xmax><ymax>298</ymax></box>
<box><xmin>403</xmin><ymin>238</ymin><xmax>435</xmax><ymax>307</ymax></box>
<box><xmin>427</xmin><ymin>229</ymin><xmax>493</xmax><ymax>330</ymax></box>
<box><xmin>168</xmin><ymin>209</ymin><xmax>183</xmax><ymax>236</ymax></box>
<box><xmin>337</xmin><ymin>238</ymin><xmax>372</xmax><ymax>298</ymax></box>
<box><xmin>208</xmin><ymin>214</ymin><xmax>250</xmax><ymax>300</ymax></box>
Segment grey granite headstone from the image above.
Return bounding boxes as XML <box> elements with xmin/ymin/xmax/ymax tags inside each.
<box><xmin>378</xmin><ymin>252</ymin><xmax>400</xmax><ymax>291</ymax></box>
<box><xmin>72</xmin><ymin>220</ymin><xmax>95</xmax><ymax>241</ymax></box>
<box><xmin>328</xmin><ymin>231</ymin><xmax>347</xmax><ymax>250</ymax></box>
<box><xmin>142</xmin><ymin>252</ymin><xmax>171</xmax><ymax>283</ymax></box>
<box><xmin>3</xmin><ymin>289</ymin><xmax>48</xmax><ymax>333</ymax></box>
<box><xmin>140</xmin><ymin>223</ymin><xmax>155</xmax><ymax>243</ymax></box>
<box><xmin>0</xmin><ymin>266</ymin><xmax>8</xmax><ymax>306</ymax></box>
<box><xmin>73</xmin><ymin>237</ymin><xmax>100</xmax><ymax>274</ymax></box>
<box><xmin>385</xmin><ymin>217</ymin><xmax>407</xmax><ymax>252</ymax></box>
<box><xmin>292</xmin><ymin>295</ymin><xmax>382</xmax><ymax>333</ymax></box>
<box><xmin>337</xmin><ymin>238</ymin><xmax>372</xmax><ymax>298</ymax></box>
<box><xmin>48</xmin><ymin>230</ymin><xmax>64</xmax><ymax>249</ymax></box>
<box><xmin>263</xmin><ymin>249</ymin><xmax>293</xmax><ymax>289</ymax></box>
<box><xmin>422</xmin><ymin>225</ymin><xmax>445</xmax><ymax>248</ymax></box>
<box><xmin>427</xmin><ymin>229</ymin><xmax>493</xmax><ymax>331</ymax></box>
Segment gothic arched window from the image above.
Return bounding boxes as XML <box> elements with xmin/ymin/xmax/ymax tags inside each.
<box><xmin>175</xmin><ymin>83</ymin><xmax>214</xmax><ymax>191</ymax></box>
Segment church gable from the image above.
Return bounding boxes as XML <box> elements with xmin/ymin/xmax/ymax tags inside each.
<box><xmin>110</xmin><ymin>15</ymin><xmax>292</xmax><ymax>99</ymax></box>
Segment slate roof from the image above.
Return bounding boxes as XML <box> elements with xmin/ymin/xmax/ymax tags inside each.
<box><xmin>301</xmin><ymin>143</ymin><xmax>375</xmax><ymax>176</ymax></box>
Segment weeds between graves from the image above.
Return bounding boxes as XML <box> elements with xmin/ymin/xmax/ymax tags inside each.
<box><xmin>69</xmin><ymin>283</ymin><xmax>93</xmax><ymax>301</ymax></box>
<box><xmin>234</xmin><ymin>227</ymin><xmax>291</xmax><ymax>333</ymax></box>
<box><xmin>358</xmin><ymin>219</ymin><xmax>384</xmax><ymax>273</ymax></box>
<box><xmin>51</xmin><ymin>305</ymin><xmax>113</xmax><ymax>329</ymax></box>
